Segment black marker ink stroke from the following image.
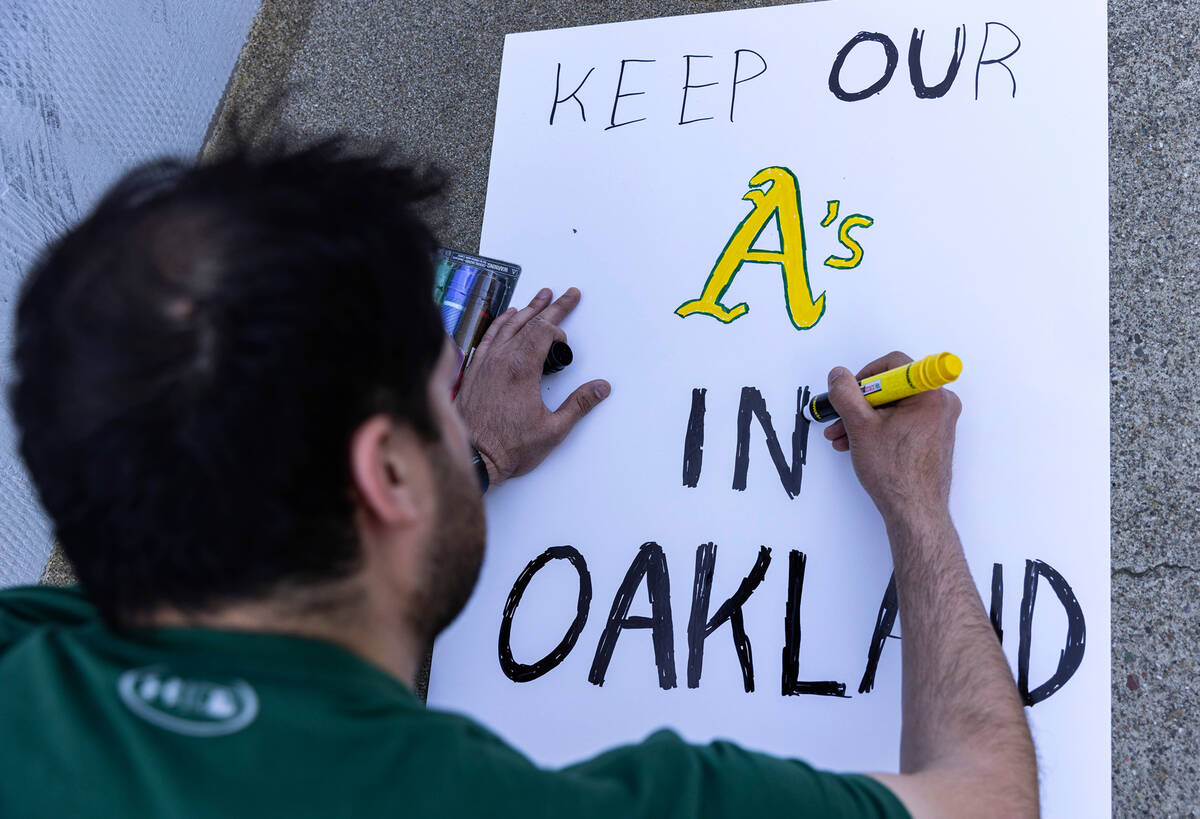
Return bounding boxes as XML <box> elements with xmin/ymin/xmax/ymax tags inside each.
<box><xmin>732</xmin><ymin>386</ymin><xmax>810</xmax><ymax>499</ymax></box>
<box><xmin>858</xmin><ymin>571</ymin><xmax>899</xmax><ymax>694</ymax></box>
<box><xmin>680</xmin><ymin>54</ymin><xmax>717</xmax><ymax>125</ymax></box>
<box><xmin>687</xmin><ymin>543</ymin><xmax>772</xmax><ymax>691</ymax></box>
<box><xmin>589</xmin><ymin>542</ymin><xmax>677</xmax><ymax>689</ymax></box>
<box><xmin>730</xmin><ymin>49</ymin><xmax>768</xmax><ymax>121</ymax></box>
<box><xmin>829</xmin><ymin>32</ymin><xmax>899</xmax><ymax>102</ymax></box>
<box><xmin>607</xmin><ymin>59</ymin><xmax>656</xmax><ymax>130</ymax></box>
<box><xmin>683</xmin><ymin>388</ymin><xmax>706</xmax><ymax>488</ymax></box>
<box><xmin>782</xmin><ymin>550</ymin><xmax>848</xmax><ymax>697</ymax></box>
<box><xmin>1017</xmin><ymin>559</ymin><xmax>1085</xmax><ymax>706</ymax></box>
<box><xmin>989</xmin><ymin>562</ymin><xmax>1004</xmax><ymax>643</ymax></box>
<box><xmin>909</xmin><ymin>26</ymin><xmax>966</xmax><ymax>99</ymax></box>
<box><xmin>975</xmin><ymin>22</ymin><xmax>1021</xmax><ymax>100</ymax></box>
<box><xmin>498</xmin><ymin>546</ymin><xmax>592</xmax><ymax>682</ymax></box>
<box><xmin>550</xmin><ymin>63</ymin><xmax>595</xmax><ymax>124</ymax></box>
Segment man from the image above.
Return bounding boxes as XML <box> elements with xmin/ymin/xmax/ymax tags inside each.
<box><xmin>1</xmin><ymin>141</ymin><xmax>1037</xmax><ymax>817</ymax></box>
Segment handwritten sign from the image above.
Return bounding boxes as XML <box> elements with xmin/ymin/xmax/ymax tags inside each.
<box><xmin>429</xmin><ymin>2</ymin><xmax>1109</xmax><ymax>816</ymax></box>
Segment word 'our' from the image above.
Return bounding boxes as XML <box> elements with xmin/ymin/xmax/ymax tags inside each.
<box><xmin>498</xmin><ymin>542</ymin><xmax>1084</xmax><ymax>707</ymax></box>
<box><xmin>830</xmin><ymin>23</ymin><xmax>1021</xmax><ymax>102</ymax></box>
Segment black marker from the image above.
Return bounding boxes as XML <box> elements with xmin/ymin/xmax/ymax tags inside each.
<box><xmin>543</xmin><ymin>340</ymin><xmax>573</xmax><ymax>374</ymax></box>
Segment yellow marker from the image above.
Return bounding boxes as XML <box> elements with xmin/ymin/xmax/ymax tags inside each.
<box><xmin>802</xmin><ymin>353</ymin><xmax>962</xmax><ymax>423</ymax></box>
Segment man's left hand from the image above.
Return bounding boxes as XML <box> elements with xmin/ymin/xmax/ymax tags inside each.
<box><xmin>454</xmin><ymin>287</ymin><xmax>611</xmax><ymax>488</ymax></box>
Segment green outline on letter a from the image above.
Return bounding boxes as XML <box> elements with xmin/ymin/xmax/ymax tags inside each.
<box><xmin>675</xmin><ymin>166</ymin><xmax>826</xmax><ymax>330</ymax></box>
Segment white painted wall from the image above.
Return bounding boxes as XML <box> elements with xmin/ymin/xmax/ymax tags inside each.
<box><xmin>0</xmin><ymin>0</ymin><xmax>261</xmax><ymax>585</ymax></box>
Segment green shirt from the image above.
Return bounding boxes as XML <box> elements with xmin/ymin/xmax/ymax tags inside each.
<box><xmin>0</xmin><ymin>586</ymin><xmax>909</xmax><ymax>818</ymax></box>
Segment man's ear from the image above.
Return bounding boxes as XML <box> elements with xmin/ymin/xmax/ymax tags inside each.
<box><xmin>349</xmin><ymin>415</ymin><xmax>423</xmax><ymax>526</ymax></box>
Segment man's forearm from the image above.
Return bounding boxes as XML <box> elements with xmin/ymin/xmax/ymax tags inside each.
<box><xmin>885</xmin><ymin>508</ymin><xmax>1037</xmax><ymax>801</ymax></box>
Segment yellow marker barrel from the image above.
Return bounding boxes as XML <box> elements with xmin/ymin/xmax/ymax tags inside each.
<box><xmin>861</xmin><ymin>352</ymin><xmax>962</xmax><ymax>406</ymax></box>
<box><xmin>803</xmin><ymin>353</ymin><xmax>962</xmax><ymax>423</ymax></box>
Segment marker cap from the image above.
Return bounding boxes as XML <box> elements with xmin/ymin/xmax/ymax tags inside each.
<box><xmin>911</xmin><ymin>352</ymin><xmax>962</xmax><ymax>391</ymax></box>
<box><xmin>543</xmin><ymin>340</ymin><xmax>574</xmax><ymax>374</ymax></box>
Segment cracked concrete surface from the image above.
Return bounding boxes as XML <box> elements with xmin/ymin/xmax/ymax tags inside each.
<box><xmin>1109</xmin><ymin>0</ymin><xmax>1200</xmax><ymax>569</ymax></box>
<box><xmin>37</xmin><ymin>0</ymin><xmax>1200</xmax><ymax>813</ymax></box>
<box><xmin>1112</xmin><ymin>567</ymin><xmax>1199</xmax><ymax>814</ymax></box>
<box><xmin>1113</xmin><ymin>563</ymin><xmax>1200</xmax><ymax>579</ymax></box>
<box><xmin>1109</xmin><ymin>0</ymin><xmax>1200</xmax><ymax>812</ymax></box>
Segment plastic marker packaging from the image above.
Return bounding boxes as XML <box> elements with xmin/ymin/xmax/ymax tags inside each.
<box><xmin>432</xmin><ymin>248</ymin><xmax>521</xmax><ymax>386</ymax></box>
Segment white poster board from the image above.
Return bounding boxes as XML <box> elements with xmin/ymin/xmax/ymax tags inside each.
<box><xmin>429</xmin><ymin>2</ymin><xmax>1110</xmax><ymax>815</ymax></box>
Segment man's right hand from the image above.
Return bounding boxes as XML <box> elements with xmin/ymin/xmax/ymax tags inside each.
<box><xmin>821</xmin><ymin>351</ymin><xmax>962</xmax><ymax>523</ymax></box>
<box><xmin>824</xmin><ymin>352</ymin><xmax>1038</xmax><ymax>817</ymax></box>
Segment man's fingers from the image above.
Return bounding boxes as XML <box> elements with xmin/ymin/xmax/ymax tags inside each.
<box><xmin>855</xmin><ymin>350</ymin><xmax>914</xmax><ymax>380</ymax></box>
<box><xmin>511</xmin><ymin>287</ymin><xmax>579</xmax><ymax>363</ymax></box>
<box><xmin>933</xmin><ymin>387</ymin><xmax>963</xmax><ymax>421</ymax></box>
<box><xmin>824</xmin><ymin>419</ymin><xmax>850</xmax><ymax>451</ymax></box>
<box><xmin>823</xmin><ymin>419</ymin><xmax>846</xmax><ymax>441</ymax></box>
<box><xmin>517</xmin><ymin>315</ymin><xmax>568</xmax><ymax>362</ymax></box>
<box><xmin>497</xmin><ymin>288</ymin><xmax>552</xmax><ymax>342</ymax></box>
<box><xmin>553</xmin><ymin>379</ymin><xmax>611</xmax><ymax>433</ymax></box>
<box><xmin>538</xmin><ymin>287</ymin><xmax>581</xmax><ymax>327</ymax></box>
<box><xmin>826</xmin><ymin>366</ymin><xmax>875</xmax><ymax>432</ymax></box>
<box><xmin>496</xmin><ymin>287</ymin><xmax>580</xmax><ymax>351</ymax></box>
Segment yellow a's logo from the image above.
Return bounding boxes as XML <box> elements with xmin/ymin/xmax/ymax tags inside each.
<box><xmin>676</xmin><ymin>167</ymin><xmax>825</xmax><ymax>330</ymax></box>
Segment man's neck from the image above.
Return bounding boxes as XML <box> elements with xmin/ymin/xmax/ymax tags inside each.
<box><xmin>141</xmin><ymin>583</ymin><xmax>425</xmax><ymax>690</ymax></box>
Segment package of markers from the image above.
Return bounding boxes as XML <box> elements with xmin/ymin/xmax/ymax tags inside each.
<box><xmin>433</xmin><ymin>248</ymin><xmax>521</xmax><ymax>381</ymax></box>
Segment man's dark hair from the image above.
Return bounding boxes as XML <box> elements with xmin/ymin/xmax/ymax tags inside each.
<box><xmin>10</xmin><ymin>139</ymin><xmax>446</xmax><ymax>622</ymax></box>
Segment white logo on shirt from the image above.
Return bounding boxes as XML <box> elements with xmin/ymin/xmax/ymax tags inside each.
<box><xmin>117</xmin><ymin>666</ymin><xmax>258</xmax><ymax>736</ymax></box>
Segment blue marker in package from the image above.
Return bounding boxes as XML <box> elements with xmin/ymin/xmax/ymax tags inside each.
<box><xmin>439</xmin><ymin>264</ymin><xmax>479</xmax><ymax>335</ymax></box>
